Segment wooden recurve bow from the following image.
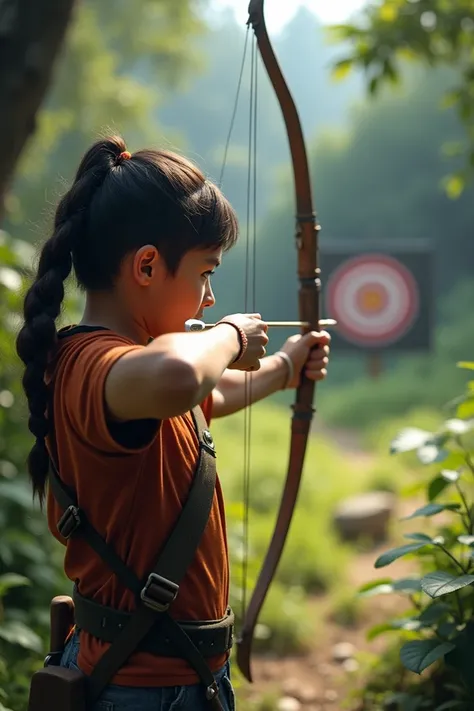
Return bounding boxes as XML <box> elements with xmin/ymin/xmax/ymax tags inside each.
<box><xmin>236</xmin><ymin>0</ymin><xmax>321</xmax><ymax>683</ymax></box>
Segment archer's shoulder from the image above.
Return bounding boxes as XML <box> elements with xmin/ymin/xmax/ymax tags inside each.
<box><xmin>57</xmin><ymin>325</ymin><xmax>137</xmax><ymax>349</ymax></box>
<box><xmin>52</xmin><ymin>325</ymin><xmax>142</xmax><ymax>376</ymax></box>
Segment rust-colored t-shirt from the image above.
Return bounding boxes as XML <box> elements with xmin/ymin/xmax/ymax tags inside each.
<box><xmin>46</xmin><ymin>326</ymin><xmax>229</xmax><ymax>686</ymax></box>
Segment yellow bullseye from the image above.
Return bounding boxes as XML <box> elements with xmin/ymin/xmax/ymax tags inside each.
<box><xmin>356</xmin><ymin>285</ymin><xmax>388</xmax><ymax>314</ymax></box>
<box><xmin>360</xmin><ymin>290</ymin><xmax>384</xmax><ymax>311</ymax></box>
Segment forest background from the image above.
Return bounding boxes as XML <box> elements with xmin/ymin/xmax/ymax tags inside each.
<box><xmin>1</xmin><ymin>1</ymin><xmax>474</xmax><ymax>709</ymax></box>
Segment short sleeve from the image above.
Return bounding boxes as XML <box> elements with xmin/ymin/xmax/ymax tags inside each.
<box><xmin>57</xmin><ymin>335</ymin><xmax>158</xmax><ymax>455</ymax></box>
<box><xmin>200</xmin><ymin>393</ymin><xmax>214</xmax><ymax>424</ymax></box>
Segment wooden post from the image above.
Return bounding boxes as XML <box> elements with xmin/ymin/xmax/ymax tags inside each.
<box><xmin>368</xmin><ymin>351</ymin><xmax>383</xmax><ymax>379</ymax></box>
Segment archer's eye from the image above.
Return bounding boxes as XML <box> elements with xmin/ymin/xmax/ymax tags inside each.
<box><xmin>202</xmin><ymin>270</ymin><xmax>215</xmax><ymax>279</ymax></box>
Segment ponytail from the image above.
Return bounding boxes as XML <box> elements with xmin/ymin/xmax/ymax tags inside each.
<box><xmin>16</xmin><ymin>136</ymin><xmax>127</xmax><ymax>504</ymax></box>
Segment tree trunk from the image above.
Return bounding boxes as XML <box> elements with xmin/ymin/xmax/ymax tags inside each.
<box><xmin>0</xmin><ymin>0</ymin><xmax>76</xmax><ymax>220</ymax></box>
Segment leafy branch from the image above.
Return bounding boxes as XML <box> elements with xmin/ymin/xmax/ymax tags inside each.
<box><xmin>330</xmin><ymin>0</ymin><xmax>474</xmax><ymax>196</ymax></box>
<box><xmin>359</xmin><ymin>361</ymin><xmax>474</xmax><ymax>705</ymax></box>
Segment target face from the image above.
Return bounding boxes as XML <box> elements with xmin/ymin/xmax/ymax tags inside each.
<box><xmin>326</xmin><ymin>254</ymin><xmax>419</xmax><ymax>346</ymax></box>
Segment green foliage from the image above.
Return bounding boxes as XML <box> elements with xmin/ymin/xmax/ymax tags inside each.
<box><xmin>330</xmin><ymin>588</ymin><xmax>365</xmax><ymax>628</ymax></box>
<box><xmin>359</xmin><ymin>361</ymin><xmax>474</xmax><ymax>708</ymax></box>
<box><xmin>347</xmin><ymin>639</ymin><xmax>465</xmax><ymax>711</ymax></box>
<box><xmin>330</xmin><ymin>0</ymin><xmax>474</xmax><ymax>193</ymax></box>
<box><xmin>0</xmin><ymin>234</ymin><xmax>71</xmax><ymax>710</ymax></box>
<box><xmin>5</xmin><ymin>0</ymin><xmax>204</xmax><ymax>236</ymax></box>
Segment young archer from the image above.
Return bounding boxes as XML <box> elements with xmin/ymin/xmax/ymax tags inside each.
<box><xmin>16</xmin><ymin>136</ymin><xmax>330</xmax><ymax>711</ymax></box>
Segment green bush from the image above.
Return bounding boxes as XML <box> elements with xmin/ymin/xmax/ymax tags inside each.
<box><xmin>358</xmin><ymin>360</ymin><xmax>474</xmax><ymax>709</ymax></box>
<box><xmin>0</xmin><ymin>234</ymin><xmax>69</xmax><ymax>711</ymax></box>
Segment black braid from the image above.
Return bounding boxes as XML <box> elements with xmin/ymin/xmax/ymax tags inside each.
<box><xmin>16</xmin><ymin>136</ymin><xmax>127</xmax><ymax>505</ymax></box>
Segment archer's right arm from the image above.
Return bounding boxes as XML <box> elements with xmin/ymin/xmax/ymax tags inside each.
<box><xmin>105</xmin><ymin>314</ymin><xmax>268</xmax><ymax>421</ymax></box>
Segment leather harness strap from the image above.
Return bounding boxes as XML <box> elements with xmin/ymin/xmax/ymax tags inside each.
<box><xmin>48</xmin><ymin>406</ymin><xmax>230</xmax><ymax>710</ymax></box>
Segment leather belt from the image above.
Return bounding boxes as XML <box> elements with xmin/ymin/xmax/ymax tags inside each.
<box><xmin>73</xmin><ymin>588</ymin><xmax>234</xmax><ymax>658</ymax></box>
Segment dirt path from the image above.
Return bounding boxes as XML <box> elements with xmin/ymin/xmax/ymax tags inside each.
<box><xmin>244</xmin><ymin>551</ymin><xmax>415</xmax><ymax>710</ymax></box>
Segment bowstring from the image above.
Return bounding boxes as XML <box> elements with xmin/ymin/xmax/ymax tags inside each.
<box><xmin>242</xmin><ymin>33</ymin><xmax>258</xmax><ymax>622</ymax></box>
<box><xmin>218</xmin><ymin>24</ymin><xmax>258</xmax><ymax>628</ymax></box>
<box><xmin>218</xmin><ymin>28</ymin><xmax>249</xmax><ymax>188</ymax></box>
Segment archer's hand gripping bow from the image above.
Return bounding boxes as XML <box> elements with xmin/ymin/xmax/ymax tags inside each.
<box><xmin>236</xmin><ymin>0</ymin><xmax>322</xmax><ymax>683</ymax></box>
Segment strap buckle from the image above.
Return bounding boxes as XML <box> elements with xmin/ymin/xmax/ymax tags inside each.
<box><xmin>57</xmin><ymin>505</ymin><xmax>82</xmax><ymax>539</ymax></box>
<box><xmin>201</xmin><ymin>429</ymin><xmax>216</xmax><ymax>458</ymax></box>
<box><xmin>206</xmin><ymin>681</ymin><xmax>219</xmax><ymax>701</ymax></box>
<box><xmin>225</xmin><ymin>624</ymin><xmax>234</xmax><ymax>651</ymax></box>
<box><xmin>44</xmin><ymin>651</ymin><xmax>62</xmax><ymax>667</ymax></box>
<box><xmin>140</xmin><ymin>573</ymin><xmax>179</xmax><ymax>612</ymax></box>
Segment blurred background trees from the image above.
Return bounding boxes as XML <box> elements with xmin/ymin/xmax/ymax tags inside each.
<box><xmin>1</xmin><ymin>1</ymin><xmax>474</xmax><ymax>709</ymax></box>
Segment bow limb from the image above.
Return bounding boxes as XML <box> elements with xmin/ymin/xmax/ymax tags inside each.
<box><xmin>236</xmin><ymin>0</ymin><xmax>321</xmax><ymax>683</ymax></box>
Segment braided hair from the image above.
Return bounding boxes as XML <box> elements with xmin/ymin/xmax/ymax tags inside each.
<box><xmin>16</xmin><ymin>135</ymin><xmax>238</xmax><ymax>504</ymax></box>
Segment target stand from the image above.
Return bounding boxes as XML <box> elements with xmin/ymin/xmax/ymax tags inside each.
<box><xmin>321</xmin><ymin>241</ymin><xmax>433</xmax><ymax>376</ymax></box>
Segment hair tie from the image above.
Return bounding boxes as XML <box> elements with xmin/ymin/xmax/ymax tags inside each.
<box><xmin>117</xmin><ymin>150</ymin><xmax>131</xmax><ymax>162</ymax></box>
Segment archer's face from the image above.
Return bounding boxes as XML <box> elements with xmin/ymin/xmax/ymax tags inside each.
<box><xmin>144</xmin><ymin>247</ymin><xmax>222</xmax><ymax>337</ymax></box>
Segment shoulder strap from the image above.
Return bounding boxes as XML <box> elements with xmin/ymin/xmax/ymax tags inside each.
<box><xmin>48</xmin><ymin>406</ymin><xmax>216</xmax><ymax>595</ymax></box>
<box><xmin>49</xmin><ymin>406</ymin><xmax>224</xmax><ymax>709</ymax></box>
<box><xmin>145</xmin><ymin>406</ymin><xmax>217</xmax><ymax>585</ymax></box>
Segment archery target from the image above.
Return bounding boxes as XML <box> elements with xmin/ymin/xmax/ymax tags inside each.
<box><xmin>326</xmin><ymin>254</ymin><xmax>419</xmax><ymax>346</ymax></box>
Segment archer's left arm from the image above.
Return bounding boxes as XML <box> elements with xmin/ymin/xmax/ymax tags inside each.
<box><xmin>211</xmin><ymin>331</ymin><xmax>330</xmax><ymax>418</ymax></box>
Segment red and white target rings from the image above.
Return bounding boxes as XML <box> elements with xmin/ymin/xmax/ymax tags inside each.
<box><xmin>326</xmin><ymin>254</ymin><xmax>419</xmax><ymax>347</ymax></box>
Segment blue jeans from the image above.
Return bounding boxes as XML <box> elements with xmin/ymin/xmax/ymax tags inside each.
<box><xmin>60</xmin><ymin>630</ymin><xmax>236</xmax><ymax>710</ymax></box>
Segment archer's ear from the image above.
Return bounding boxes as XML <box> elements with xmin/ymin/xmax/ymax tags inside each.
<box><xmin>133</xmin><ymin>245</ymin><xmax>160</xmax><ymax>285</ymax></box>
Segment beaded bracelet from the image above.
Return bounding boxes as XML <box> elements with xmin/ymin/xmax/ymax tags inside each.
<box><xmin>216</xmin><ymin>320</ymin><xmax>248</xmax><ymax>363</ymax></box>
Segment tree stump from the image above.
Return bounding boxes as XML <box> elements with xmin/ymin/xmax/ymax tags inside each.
<box><xmin>333</xmin><ymin>491</ymin><xmax>396</xmax><ymax>542</ymax></box>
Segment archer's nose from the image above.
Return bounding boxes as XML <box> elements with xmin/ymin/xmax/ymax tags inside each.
<box><xmin>202</xmin><ymin>281</ymin><xmax>216</xmax><ymax>309</ymax></box>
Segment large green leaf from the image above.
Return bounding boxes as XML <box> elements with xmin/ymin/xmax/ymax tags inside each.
<box><xmin>404</xmin><ymin>533</ymin><xmax>433</xmax><ymax>542</ymax></box>
<box><xmin>421</xmin><ymin>571</ymin><xmax>474</xmax><ymax>598</ymax></box>
<box><xmin>392</xmin><ymin>578</ymin><xmax>423</xmax><ymax>593</ymax></box>
<box><xmin>0</xmin><ymin>573</ymin><xmax>30</xmax><ymax>596</ymax></box>
<box><xmin>0</xmin><ymin>621</ymin><xmax>43</xmax><ymax>652</ymax></box>
<box><xmin>358</xmin><ymin>578</ymin><xmax>393</xmax><ymax>595</ymax></box>
<box><xmin>434</xmin><ymin>701</ymin><xmax>466</xmax><ymax>710</ymax></box>
<box><xmin>367</xmin><ymin>620</ymin><xmax>419</xmax><ymax>641</ymax></box>
<box><xmin>0</xmin><ymin>481</ymin><xmax>37</xmax><ymax>510</ymax></box>
<box><xmin>428</xmin><ymin>476</ymin><xmax>451</xmax><ymax>501</ymax></box>
<box><xmin>359</xmin><ymin>577</ymin><xmax>422</xmax><ymax>597</ymax></box>
<box><xmin>400</xmin><ymin>639</ymin><xmax>455</xmax><ymax>674</ymax></box>
<box><xmin>375</xmin><ymin>542</ymin><xmax>429</xmax><ymax>568</ymax></box>
<box><xmin>402</xmin><ymin>503</ymin><xmax>460</xmax><ymax>521</ymax></box>
<box><xmin>418</xmin><ymin>602</ymin><xmax>451</xmax><ymax>624</ymax></box>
